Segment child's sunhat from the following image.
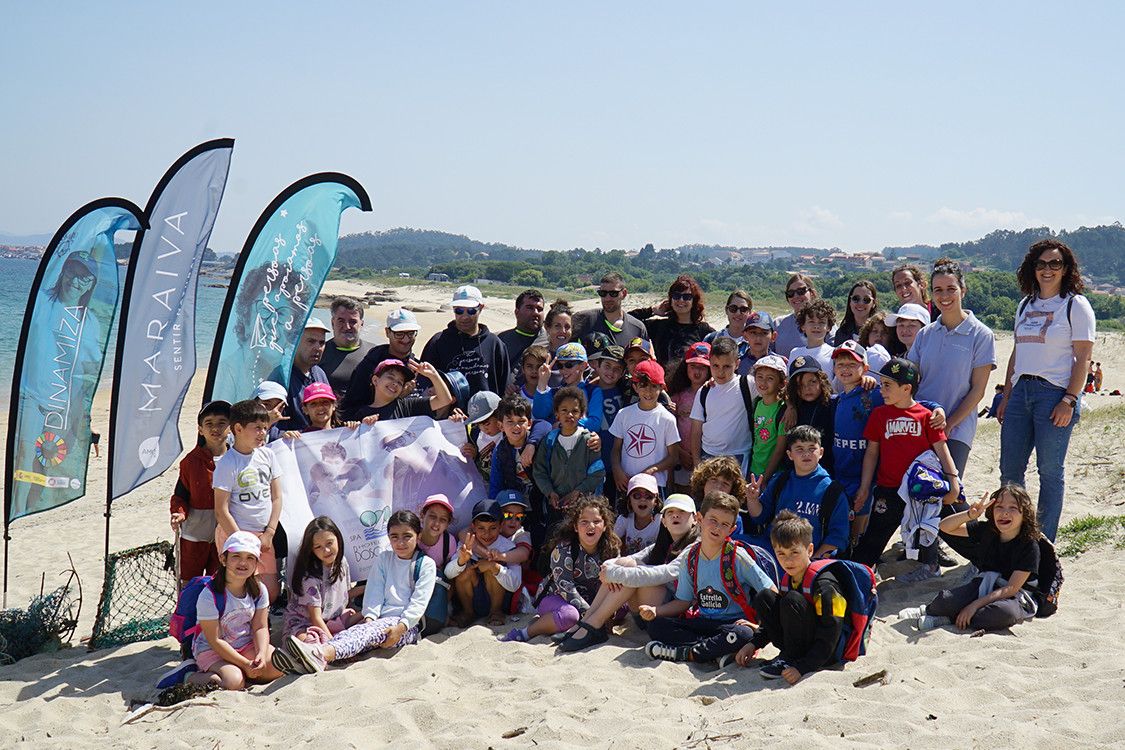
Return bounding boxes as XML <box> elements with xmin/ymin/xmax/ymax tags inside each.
<box><xmin>632</xmin><ymin>359</ymin><xmax>666</xmax><ymax>387</ymax></box>
<box><xmin>222</xmin><ymin>531</ymin><xmax>262</xmax><ymax>558</ymax></box>
<box><xmin>788</xmin><ymin>354</ymin><xmax>822</xmax><ymax>378</ymax></box>
<box><xmin>683</xmin><ymin>341</ymin><xmax>711</xmax><ymax>366</ymax></box>
<box><xmin>661</xmin><ymin>494</ymin><xmax>696</xmax><ymax>515</ymax></box>
<box><xmin>752</xmin><ymin>354</ymin><xmax>788</xmax><ymax>377</ymax></box>
<box><xmin>555</xmin><ymin>342</ymin><xmax>588</xmax><ymax>363</ymax></box>
<box><xmin>466</xmin><ymin>391</ymin><xmax>501</xmax><ymax>424</ymax></box>
<box><xmin>884</xmin><ymin>303</ymin><xmax>931</xmax><ymax>327</ymax></box>
<box><xmin>253</xmin><ymin>381</ymin><xmax>288</xmax><ymax>402</ymax></box>
<box><xmin>495</xmin><ymin>489</ymin><xmax>530</xmax><ymax>510</ymax></box>
<box><xmin>627</xmin><ymin>474</ymin><xmax>660</xmax><ymax>496</ymax></box>
<box><xmin>832</xmin><ymin>340</ymin><xmax>867</xmax><ymax>364</ymax></box>
<box><xmin>421</xmin><ymin>493</ymin><xmax>455</xmax><ymax>516</ymax></box>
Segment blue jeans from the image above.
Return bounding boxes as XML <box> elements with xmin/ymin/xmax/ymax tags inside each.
<box><xmin>999</xmin><ymin>376</ymin><xmax>1080</xmax><ymax>541</ymax></box>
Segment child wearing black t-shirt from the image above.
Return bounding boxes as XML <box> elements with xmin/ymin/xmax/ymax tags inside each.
<box><xmin>899</xmin><ymin>484</ymin><xmax>1041</xmax><ymax>632</ymax></box>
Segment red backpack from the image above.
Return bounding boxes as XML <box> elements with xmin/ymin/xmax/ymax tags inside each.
<box><xmin>781</xmin><ymin>558</ymin><xmax>877</xmax><ymax>663</ymax></box>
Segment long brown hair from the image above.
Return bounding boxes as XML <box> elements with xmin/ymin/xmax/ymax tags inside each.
<box><xmin>1017</xmin><ymin>239</ymin><xmax>1085</xmax><ymax>298</ymax></box>
<box><xmin>986</xmin><ymin>484</ymin><xmax>1040</xmax><ymax>544</ymax></box>
<box><xmin>892</xmin><ymin>264</ymin><xmax>930</xmax><ymax>304</ymax></box>
<box><xmin>839</xmin><ymin>279</ymin><xmax>878</xmax><ymax>337</ymax></box>
<box><xmin>669</xmin><ymin>274</ymin><xmax>707</xmax><ymax>324</ymax></box>
<box><xmin>291</xmin><ymin>516</ymin><xmax>347</xmax><ymax>587</ymax></box>
<box><xmin>545</xmin><ymin>494</ymin><xmax>621</xmax><ymax>560</ymax></box>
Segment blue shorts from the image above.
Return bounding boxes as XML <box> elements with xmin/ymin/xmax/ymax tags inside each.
<box><xmin>471</xmin><ymin>578</ymin><xmax>514</xmax><ymax>617</ymax></box>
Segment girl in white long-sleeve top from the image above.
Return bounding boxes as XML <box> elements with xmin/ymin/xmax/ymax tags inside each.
<box><xmin>274</xmin><ymin>511</ymin><xmax>436</xmax><ymax>674</ymax></box>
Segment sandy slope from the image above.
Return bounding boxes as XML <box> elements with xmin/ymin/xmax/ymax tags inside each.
<box><xmin>1</xmin><ymin>284</ymin><xmax>1123</xmax><ymax>749</ymax></box>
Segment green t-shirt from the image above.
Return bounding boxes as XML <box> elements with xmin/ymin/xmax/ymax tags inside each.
<box><xmin>750</xmin><ymin>399</ymin><xmax>786</xmax><ymax>476</ymax></box>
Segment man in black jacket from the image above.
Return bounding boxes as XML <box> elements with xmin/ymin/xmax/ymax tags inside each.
<box><xmin>421</xmin><ymin>285</ymin><xmax>510</xmax><ymax>403</ymax></box>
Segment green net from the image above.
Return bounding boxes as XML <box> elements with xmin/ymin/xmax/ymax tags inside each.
<box><xmin>89</xmin><ymin>540</ymin><xmax>177</xmax><ymax>650</ymax></box>
<box><xmin>0</xmin><ymin>565</ymin><xmax>82</xmax><ymax>664</ymax></box>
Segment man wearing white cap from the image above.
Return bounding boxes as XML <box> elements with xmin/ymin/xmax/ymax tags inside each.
<box><xmin>273</xmin><ymin>316</ymin><xmax>330</xmax><ymax>431</ymax></box>
<box><xmin>420</xmin><ymin>285</ymin><xmax>510</xmax><ymax>401</ymax></box>
<box><xmin>321</xmin><ymin>296</ymin><xmax>374</xmax><ymax>403</ymax></box>
<box><xmin>340</xmin><ymin>307</ymin><xmax>425</xmax><ymax>418</ymax></box>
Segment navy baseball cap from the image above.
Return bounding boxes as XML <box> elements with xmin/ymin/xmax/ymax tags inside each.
<box><xmin>471</xmin><ymin>499</ymin><xmax>502</xmax><ymax>522</ymax></box>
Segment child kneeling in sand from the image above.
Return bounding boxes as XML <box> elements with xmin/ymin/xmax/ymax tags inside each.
<box><xmin>898</xmin><ymin>485</ymin><xmax>1042</xmax><ymax>632</ymax></box>
<box><xmin>502</xmin><ymin>495</ymin><xmax>620</xmax><ymax>642</ymax></box>
<box><xmin>276</xmin><ymin>511</ymin><xmax>436</xmax><ymax>673</ymax></box>
<box><xmin>185</xmin><ymin>532</ymin><xmax>283</xmax><ymax>690</ymax></box>
<box><xmin>447</xmin><ymin>500</ymin><xmax>523</xmax><ymax>626</ymax></box>
<box><xmin>640</xmin><ymin>491</ymin><xmax>776</xmax><ymax>665</ymax></box>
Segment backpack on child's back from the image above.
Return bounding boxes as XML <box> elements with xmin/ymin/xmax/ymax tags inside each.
<box><xmin>169</xmin><ymin>575</ymin><xmax>226</xmax><ymax>654</ymax></box>
<box><xmin>781</xmin><ymin>558</ymin><xmax>878</xmax><ymax>663</ymax></box>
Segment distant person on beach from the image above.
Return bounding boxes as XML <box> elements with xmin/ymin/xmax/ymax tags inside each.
<box><xmin>832</xmin><ymin>280</ymin><xmax>879</xmax><ymax>346</ymax></box>
<box><xmin>980</xmin><ymin>384</ymin><xmax>1004</xmax><ymax>418</ymax></box>
<box><xmin>271</xmin><ymin>317</ymin><xmax>330</xmax><ymax>432</ymax></box>
<box><xmin>340</xmin><ymin>308</ymin><xmax>423</xmax><ymax>418</ymax></box>
<box><xmin>498</xmin><ymin>289</ymin><xmax>545</xmax><ymax>380</ymax></box>
<box><xmin>1095</xmin><ymin>362</ymin><xmax>1104</xmax><ymax>391</ymax></box>
<box><xmin>89</xmin><ymin>431</ymin><xmax>101</xmax><ymax>458</ymax></box>
<box><xmin>571</xmin><ymin>272</ymin><xmax>648</xmax><ymax>349</ymax></box>
<box><xmin>1085</xmin><ymin>361</ymin><xmax>1096</xmax><ymax>393</ymax></box>
<box><xmin>774</xmin><ymin>273</ymin><xmax>821</xmax><ymax>360</ymax></box>
<box><xmin>421</xmin><ymin>285</ymin><xmax>510</xmax><ymax>401</ymax></box>
<box><xmin>998</xmin><ymin>238</ymin><xmax>1095</xmax><ymax>541</ymax></box>
<box><xmin>320</xmin><ymin>296</ymin><xmax>374</xmax><ymax>403</ymax></box>
<box><xmin>631</xmin><ymin>274</ymin><xmax>715</xmax><ymax>373</ymax></box>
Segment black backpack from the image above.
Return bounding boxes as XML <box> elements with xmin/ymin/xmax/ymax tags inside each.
<box><xmin>699</xmin><ymin>375</ymin><xmax>755</xmax><ymax>431</ymax></box>
<box><xmin>1031</xmin><ymin>535</ymin><xmax>1064</xmax><ymax>618</ymax></box>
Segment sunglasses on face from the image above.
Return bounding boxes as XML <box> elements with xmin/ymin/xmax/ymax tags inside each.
<box><xmin>453</xmin><ymin>307</ymin><xmax>479</xmax><ymax>316</ymax></box>
<box><xmin>785</xmin><ymin>287</ymin><xmax>810</xmax><ymax>299</ymax></box>
<box><xmin>1035</xmin><ymin>259</ymin><xmax>1064</xmax><ymax>271</ymax></box>
<box><xmin>851</xmin><ymin>295</ymin><xmax>873</xmax><ymax>304</ymax></box>
<box><xmin>597</xmin><ymin>289</ymin><xmax>623</xmax><ymax>298</ymax></box>
<box><xmin>559</xmin><ymin>361</ymin><xmax>583</xmax><ymax>369</ymax></box>
<box><xmin>726</xmin><ymin>305</ymin><xmax>751</xmax><ymax>314</ymax></box>
<box><xmin>501</xmin><ymin>511</ymin><xmax>526</xmax><ymax>521</ymax></box>
<box><xmin>671</xmin><ymin>292</ymin><xmax>694</xmax><ymax>302</ymax></box>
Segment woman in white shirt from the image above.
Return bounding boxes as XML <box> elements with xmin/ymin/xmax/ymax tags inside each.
<box><xmin>998</xmin><ymin>239</ymin><xmax>1095</xmax><ymax>541</ymax></box>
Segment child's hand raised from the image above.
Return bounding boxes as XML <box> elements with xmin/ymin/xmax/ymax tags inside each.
<box><xmin>457</xmin><ymin>533</ymin><xmax>476</xmax><ymax>565</ymax></box>
<box><xmin>638</xmin><ymin>604</ymin><xmax>657</xmax><ymax>621</ymax></box>
<box><xmin>538</xmin><ymin>355</ymin><xmax>555</xmax><ymax>384</ymax></box>
<box><xmin>966</xmin><ymin>492</ymin><xmax>994</xmax><ymax>521</ymax></box>
<box><xmin>746</xmin><ymin>474</ymin><xmax>765</xmax><ymax>499</ymax></box>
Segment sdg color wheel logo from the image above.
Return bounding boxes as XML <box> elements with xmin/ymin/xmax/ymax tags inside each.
<box><xmin>35</xmin><ymin>432</ymin><xmax>68</xmax><ymax>467</ymax></box>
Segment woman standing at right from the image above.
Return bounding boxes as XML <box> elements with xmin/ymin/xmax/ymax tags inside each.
<box><xmin>998</xmin><ymin>239</ymin><xmax>1095</xmax><ymax>541</ymax></box>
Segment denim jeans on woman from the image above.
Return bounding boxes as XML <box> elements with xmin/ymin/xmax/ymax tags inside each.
<box><xmin>999</xmin><ymin>376</ymin><xmax>1080</xmax><ymax>541</ymax></box>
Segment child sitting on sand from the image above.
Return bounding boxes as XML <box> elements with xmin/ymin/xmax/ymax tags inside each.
<box><xmin>502</xmin><ymin>495</ymin><xmax>620</xmax><ymax>642</ymax></box>
<box><xmin>275</xmin><ymin>511</ymin><xmax>437</xmax><ymax>673</ymax></box>
<box><xmin>447</xmin><ymin>500</ymin><xmax>523</xmax><ymax>626</ymax></box>
<box><xmin>899</xmin><ymin>485</ymin><xmax>1042</xmax><ymax>632</ymax></box>
<box><xmin>615</xmin><ymin>474</ymin><xmax>662</xmax><ymax>555</ymax></box>
<box><xmin>282</xmin><ymin>516</ymin><xmax>364</xmax><ymax>642</ymax></box>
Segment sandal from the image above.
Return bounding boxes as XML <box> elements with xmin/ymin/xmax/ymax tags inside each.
<box><xmin>556</xmin><ymin>621</ymin><xmax>608</xmax><ymax>653</ymax></box>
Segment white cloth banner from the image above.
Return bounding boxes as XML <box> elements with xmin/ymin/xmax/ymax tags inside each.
<box><xmin>272</xmin><ymin>416</ymin><xmax>484</xmax><ymax>580</ymax></box>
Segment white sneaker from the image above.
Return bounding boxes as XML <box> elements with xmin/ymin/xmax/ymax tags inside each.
<box><xmin>897</xmin><ymin>606</ymin><xmax>926</xmax><ymax>620</ymax></box>
<box><xmin>917</xmin><ymin>615</ymin><xmax>951</xmax><ymax>631</ymax></box>
<box><xmin>285</xmin><ymin>635</ymin><xmax>327</xmax><ymax>673</ymax></box>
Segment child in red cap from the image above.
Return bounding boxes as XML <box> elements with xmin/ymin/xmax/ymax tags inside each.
<box><xmin>610</xmin><ymin>360</ymin><xmax>680</xmax><ymax>498</ymax></box>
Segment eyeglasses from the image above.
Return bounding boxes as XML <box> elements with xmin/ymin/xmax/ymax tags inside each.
<box><xmin>850</xmin><ymin>295</ymin><xmax>873</xmax><ymax>304</ymax></box>
<box><xmin>453</xmin><ymin>307</ymin><xmax>479</xmax><ymax>316</ymax></box>
<box><xmin>597</xmin><ymin>289</ymin><xmax>622</xmax><ymax>298</ymax></box>
<box><xmin>671</xmin><ymin>292</ymin><xmax>694</xmax><ymax>302</ymax></box>
<box><xmin>726</xmin><ymin>305</ymin><xmax>751</xmax><ymax>314</ymax></box>
<box><xmin>501</xmin><ymin>511</ymin><xmax>526</xmax><ymax>521</ymax></box>
<box><xmin>1035</xmin><ymin>259</ymin><xmax>1064</xmax><ymax>271</ymax></box>
<box><xmin>558</xmin><ymin>361</ymin><xmax>584</xmax><ymax>370</ymax></box>
<box><xmin>390</xmin><ymin>330</ymin><xmax>416</xmax><ymax>341</ymax></box>
<box><xmin>785</xmin><ymin>287</ymin><xmax>810</xmax><ymax>299</ymax></box>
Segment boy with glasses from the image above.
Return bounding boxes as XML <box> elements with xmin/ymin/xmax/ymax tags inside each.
<box><xmin>340</xmin><ymin>308</ymin><xmax>424</xmax><ymax>418</ymax></box>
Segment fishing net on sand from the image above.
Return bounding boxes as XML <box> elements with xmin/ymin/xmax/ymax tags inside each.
<box><xmin>89</xmin><ymin>541</ymin><xmax>177</xmax><ymax>650</ymax></box>
<box><xmin>0</xmin><ymin>561</ymin><xmax>82</xmax><ymax>664</ymax></box>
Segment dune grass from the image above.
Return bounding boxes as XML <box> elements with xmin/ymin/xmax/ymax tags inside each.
<box><xmin>1057</xmin><ymin>514</ymin><xmax>1125</xmax><ymax>557</ymax></box>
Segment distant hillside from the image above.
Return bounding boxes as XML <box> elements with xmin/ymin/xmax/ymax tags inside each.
<box><xmin>0</xmin><ymin>231</ymin><xmax>51</xmax><ymax>246</ymax></box>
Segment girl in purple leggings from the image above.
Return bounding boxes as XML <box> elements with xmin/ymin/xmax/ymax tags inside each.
<box><xmin>502</xmin><ymin>495</ymin><xmax>621</xmax><ymax>642</ymax></box>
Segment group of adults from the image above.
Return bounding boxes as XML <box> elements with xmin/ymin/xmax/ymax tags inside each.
<box><xmin>291</xmin><ymin>240</ymin><xmax>1094</xmax><ymax>542</ymax></box>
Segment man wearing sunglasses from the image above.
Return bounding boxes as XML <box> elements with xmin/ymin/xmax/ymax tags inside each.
<box><xmin>571</xmin><ymin>272</ymin><xmax>649</xmax><ymax>349</ymax></box>
<box><xmin>421</xmin><ymin>285</ymin><xmax>511</xmax><ymax>403</ymax></box>
<box><xmin>340</xmin><ymin>308</ymin><xmax>425</xmax><ymax>418</ymax></box>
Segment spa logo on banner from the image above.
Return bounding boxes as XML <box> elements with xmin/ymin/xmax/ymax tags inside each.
<box><xmin>203</xmin><ymin>173</ymin><xmax>371</xmax><ymax>405</ymax></box>
<box><xmin>109</xmin><ymin>140</ymin><xmax>234</xmax><ymax>501</ymax></box>
<box><xmin>5</xmin><ymin>200</ymin><xmax>146</xmax><ymax>524</ymax></box>
<box><xmin>272</xmin><ymin>416</ymin><xmax>484</xmax><ymax>580</ymax></box>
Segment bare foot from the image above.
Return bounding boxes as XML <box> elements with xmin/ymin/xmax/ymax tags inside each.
<box><xmin>487</xmin><ymin>611</ymin><xmax>506</xmax><ymax>627</ymax></box>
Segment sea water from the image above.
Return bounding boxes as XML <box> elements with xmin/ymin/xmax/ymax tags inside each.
<box><xmin>0</xmin><ymin>258</ymin><xmax>230</xmax><ymax>404</ymax></box>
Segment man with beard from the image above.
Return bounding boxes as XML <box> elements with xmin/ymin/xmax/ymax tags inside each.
<box><xmin>320</xmin><ymin>296</ymin><xmax>374</xmax><ymax>402</ymax></box>
<box><xmin>498</xmin><ymin>289</ymin><xmax>544</xmax><ymax>385</ymax></box>
<box><xmin>421</xmin><ymin>285</ymin><xmax>510</xmax><ymax>402</ymax></box>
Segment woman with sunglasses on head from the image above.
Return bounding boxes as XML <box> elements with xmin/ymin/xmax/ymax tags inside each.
<box><xmin>774</xmin><ymin>273</ymin><xmax>821</xmax><ymax>360</ymax></box>
<box><xmin>832</xmin><ymin>280</ymin><xmax>879</xmax><ymax>346</ymax></box>
<box><xmin>631</xmin><ymin>274</ymin><xmax>715</xmax><ymax>373</ymax></box>
<box><xmin>998</xmin><ymin>239</ymin><xmax>1095</xmax><ymax>542</ymax></box>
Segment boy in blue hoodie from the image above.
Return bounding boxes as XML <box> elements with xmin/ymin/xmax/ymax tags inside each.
<box><xmin>744</xmin><ymin>425</ymin><xmax>850</xmax><ymax>560</ymax></box>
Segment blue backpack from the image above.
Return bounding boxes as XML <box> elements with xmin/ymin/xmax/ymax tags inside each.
<box><xmin>169</xmin><ymin>576</ymin><xmax>226</xmax><ymax>648</ymax></box>
<box><xmin>781</xmin><ymin>558</ymin><xmax>877</xmax><ymax>663</ymax></box>
<box><xmin>409</xmin><ymin>549</ymin><xmax>448</xmax><ymax>637</ymax></box>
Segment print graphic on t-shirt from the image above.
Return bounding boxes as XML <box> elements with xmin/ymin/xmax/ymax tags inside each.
<box><xmin>625</xmin><ymin>424</ymin><xmax>657</xmax><ymax>459</ymax></box>
<box><xmin>235</xmin><ymin>466</ymin><xmax>271</xmax><ymax>503</ymax></box>
<box><xmin>1015</xmin><ymin>310</ymin><xmax>1053</xmax><ymax>344</ymax></box>
<box><xmin>697</xmin><ymin>585</ymin><xmax>729</xmax><ymax>612</ymax></box>
<box><xmin>884</xmin><ymin>417</ymin><xmax>922</xmax><ymax>439</ymax></box>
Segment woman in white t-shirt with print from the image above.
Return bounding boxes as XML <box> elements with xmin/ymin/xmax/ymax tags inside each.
<box><xmin>998</xmin><ymin>239</ymin><xmax>1095</xmax><ymax>541</ymax></box>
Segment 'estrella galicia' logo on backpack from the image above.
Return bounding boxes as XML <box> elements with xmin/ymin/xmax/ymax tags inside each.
<box><xmin>884</xmin><ymin>417</ymin><xmax>922</xmax><ymax>439</ymax></box>
<box><xmin>697</xmin><ymin>585</ymin><xmax>729</xmax><ymax>611</ymax></box>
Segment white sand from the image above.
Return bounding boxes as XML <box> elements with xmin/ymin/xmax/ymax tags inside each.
<box><xmin>1</xmin><ymin>282</ymin><xmax>1123</xmax><ymax>749</ymax></box>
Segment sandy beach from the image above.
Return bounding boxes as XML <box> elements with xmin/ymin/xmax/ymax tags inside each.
<box><xmin>2</xmin><ymin>281</ymin><xmax>1124</xmax><ymax>749</ymax></box>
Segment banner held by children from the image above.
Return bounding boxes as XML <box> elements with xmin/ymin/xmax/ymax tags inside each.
<box><xmin>109</xmin><ymin>139</ymin><xmax>234</xmax><ymax>503</ymax></box>
<box><xmin>202</xmin><ymin>172</ymin><xmax>371</xmax><ymax>405</ymax></box>
<box><xmin>272</xmin><ymin>416</ymin><xmax>484</xmax><ymax>581</ymax></box>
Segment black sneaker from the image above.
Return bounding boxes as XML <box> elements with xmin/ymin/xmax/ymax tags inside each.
<box><xmin>759</xmin><ymin>657</ymin><xmax>789</xmax><ymax>679</ymax></box>
<box><xmin>937</xmin><ymin>543</ymin><xmax>958</xmax><ymax>568</ymax></box>
<box><xmin>644</xmin><ymin>640</ymin><xmax>693</xmax><ymax>662</ymax></box>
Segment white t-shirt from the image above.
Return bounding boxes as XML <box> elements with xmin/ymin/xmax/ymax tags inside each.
<box><xmin>689</xmin><ymin>377</ymin><xmax>754</xmax><ymax>457</ymax></box>
<box><xmin>789</xmin><ymin>343</ymin><xmax>837</xmax><ymax>389</ymax></box>
<box><xmin>476</xmin><ymin>430</ymin><xmax>503</xmax><ymax>453</ymax></box>
<box><xmin>613</xmin><ymin>514</ymin><xmax>662</xmax><ymax>556</ymax></box>
<box><xmin>1013</xmin><ymin>294</ymin><xmax>1096</xmax><ymax>389</ymax></box>
<box><xmin>212</xmin><ymin>446</ymin><xmax>282</xmax><ymax>531</ymax></box>
<box><xmin>609</xmin><ymin>404</ymin><xmax>681</xmax><ymax>487</ymax></box>
<box><xmin>193</xmin><ymin>581</ymin><xmax>269</xmax><ymax>658</ymax></box>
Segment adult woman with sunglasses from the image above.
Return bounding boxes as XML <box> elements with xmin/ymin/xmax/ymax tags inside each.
<box><xmin>704</xmin><ymin>290</ymin><xmax>754</xmax><ymax>347</ymax></box>
<box><xmin>998</xmin><ymin>239</ymin><xmax>1095</xmax><ymax>541</ymax></box>
<box><xmin>832</xmin><ymin>280</ymin><xmax>879</xmax><ymax>346</ymax></box>
<box><xmin>631</xmin><ymin>274</ymin><xmax>714</xmax><ymax>372</ymax></box>
<box><xmin>774</xmin><ymin>273</ymin><xmax>820</xmax><ymax>360</ymax></box>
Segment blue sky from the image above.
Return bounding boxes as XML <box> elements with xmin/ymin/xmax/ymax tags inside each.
<box><xmin>2</xmin><ymin>3</ymin><xmax>1122</xmax><ymax>253</ymax></box>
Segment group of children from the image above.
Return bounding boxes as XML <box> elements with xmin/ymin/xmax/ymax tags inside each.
<box><xmin>161</xmin><ymin>294</ymin><xmax>1056</xmax><ymax>693</ymax></box>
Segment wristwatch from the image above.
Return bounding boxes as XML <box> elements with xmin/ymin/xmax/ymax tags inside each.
<box><xmin>1062</xmin><ymin>394</ymin><xmax>1078</xmax><ymax>408</ymax></box>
